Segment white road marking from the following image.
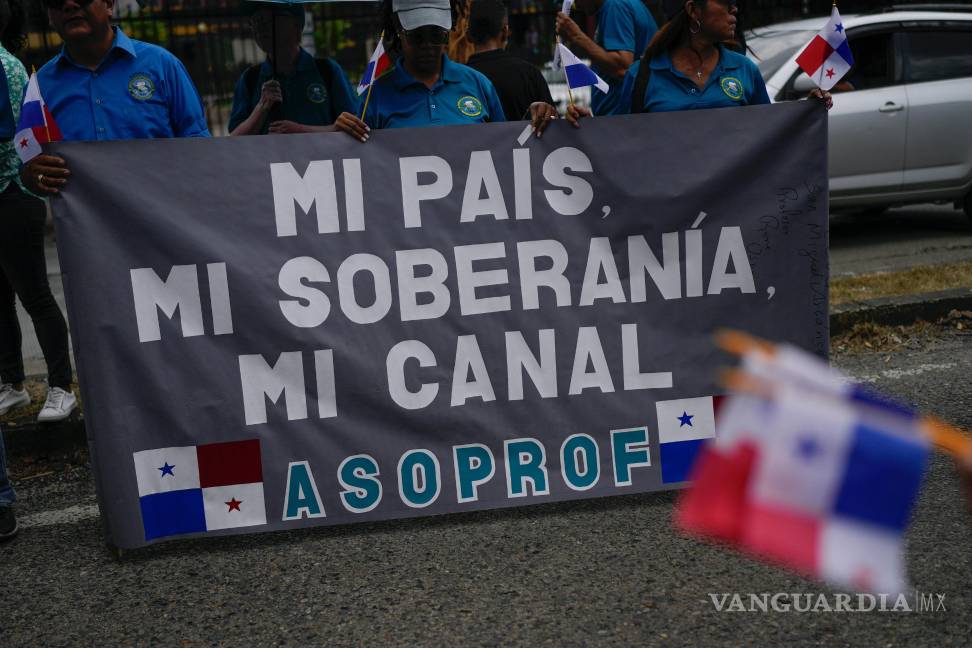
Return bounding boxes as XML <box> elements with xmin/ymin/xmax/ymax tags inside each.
<box><xmin>852</xmin><ymin>362</ymin><xmax>957</xmax><ymax>384</ymax></box>
<box><xmin>19</xmin><ymin>503</ymin><xmax>100</xmax><ymax>529</ymax></box>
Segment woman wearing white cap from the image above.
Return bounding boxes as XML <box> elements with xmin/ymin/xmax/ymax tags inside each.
<box><xmin>334</xmin><ymin>0</ymin><xmax>570</xmax><ymax>141</ymax></box>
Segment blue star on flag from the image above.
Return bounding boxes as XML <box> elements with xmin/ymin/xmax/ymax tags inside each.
<box><xmin>835</xmin><ymin>23</ymin><xmax>844</xmax><ymax>33</ymax></box>
<box><xmin>158</xmin><ymin>462</ymin><xmax>175</xmax><ymax>478</ymax></box>
<box><xmin>678</xmin><ymin>411</ymin><xmax>694</xmax><ymax>427</ymax></box>
<box><xmin>796</xmin><ymin>437</ymin><xmax>819</xmax><ymax>461</ymax></box>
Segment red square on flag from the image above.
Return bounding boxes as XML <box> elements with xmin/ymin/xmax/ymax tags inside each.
<box><xmin>742</xmin><ymin>504</ymin><xmax>819</xmax><ymax>575</ymax></box>
<box><xmin>196</xmin><ymin>439</ymin><xmax>263</xmax><ymax>487</ymax></box>
<box><xmin>796</xmin><ymin>35</ymin><xmax>834</xmax><ymax>75</ymax></box>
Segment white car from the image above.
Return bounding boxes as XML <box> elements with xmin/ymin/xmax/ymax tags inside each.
<box><xmin>746</xmin><ymin>6</ymin><xmax>972</xmax><ymax>219</ymax></box>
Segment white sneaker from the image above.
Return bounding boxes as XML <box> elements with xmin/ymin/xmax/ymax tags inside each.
<box><xmin>0</xmin><ymin>383</ymin><xmax>30</xmax><ymax>416</ymax></box>
<box><xmin>37</xmin><ymin>386</ymin><xmax>77</xmax><ymax>423</ymax></box>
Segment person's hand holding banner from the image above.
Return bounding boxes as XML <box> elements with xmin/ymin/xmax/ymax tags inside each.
<box><xmin>333</xmin><ymin>112</ymin><xmax>370</xmax><ymax>142</ymax></box>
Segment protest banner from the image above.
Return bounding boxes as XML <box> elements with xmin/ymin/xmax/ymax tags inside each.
<box><xmin>51</xmin><ymin>101</ymin><xmax>828</xmax><ymax>549</ymax></box>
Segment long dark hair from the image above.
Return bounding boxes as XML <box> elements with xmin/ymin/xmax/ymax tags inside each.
<box><xmin>0</xmin><ymin>0</ymin><xmax>27</xmax><ymax>54</ymax></box>
<box><xmin>643</xmin><ymin>0</ymin><xmax>736</xmax><ymax>62</ymax></box>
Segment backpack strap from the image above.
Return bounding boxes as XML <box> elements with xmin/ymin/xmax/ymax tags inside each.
<box><xmin>630</xmin><ymin>51</ymin><xmax>653</xmax><ymax>115</ymax></box>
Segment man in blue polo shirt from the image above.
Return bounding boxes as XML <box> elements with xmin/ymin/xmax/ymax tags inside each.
<box><xmin>229</xmin><ymin>4</ymin><xmax>358</xmax><ymax>135</ymax></box>
<box><xmin>556</xmin><ymin>0</ymin><xmax>657</xmax><ymax>116</ymax></box>
<box><xmin>332</xmin><ymin>0</ymin><xmax>560</xmax><ymax>141</ymax></box>
<box><xmin>20</xmin><ymin>0</ymin><xmax>208</xmax><ymax>196</ymax></box>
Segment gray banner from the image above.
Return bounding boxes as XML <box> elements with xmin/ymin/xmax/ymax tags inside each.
<box><xmin>51</xmin><ymin>101</ymin><xmax>828</xmax><ymax>549</ymax></box>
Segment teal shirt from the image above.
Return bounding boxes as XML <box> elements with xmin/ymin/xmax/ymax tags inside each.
<box><xmin>362</xmin><ymin>55</ymin><xmax>505</xmax><ymax>130</ymax></box>
<box><xmin>37</xmin><ymin>27</ymin><xmax>210</xmax><ymax>141</ymax></box>
<box><xmin>615</xmin><ymin>46</ymin><xmax>770</xmax><ymax>115</ymax></box>
<box><xmin>229</xmin><ymin>49</ymin><xmax>358</xmax><ymax>133</ymax></box>
<box><xmin>0</xmin><ymin>45</ymin><xmax>28</xmax><ymax>194</ymax></box>
<box><xmin>591</xmin><ymin>0</ymin><xmax>657</xmax><ymax>116</ymax></box>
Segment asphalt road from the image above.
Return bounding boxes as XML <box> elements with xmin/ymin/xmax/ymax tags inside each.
<box><xmin>3</xmin><ymin>326</ymin><xmax>971</xmax><ymax>646</ymax></box>
<box><xmin>830</xmin><ymin>204</ymin><xmax>972</xmax><ymax>277</ymax></box>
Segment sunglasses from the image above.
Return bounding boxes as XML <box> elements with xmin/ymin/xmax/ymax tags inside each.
<box><xmin>399</xmin><ymin>27</ymin><xmax>450</xmax><ymax>48</ymax></box>
<box><xmin>44</xmin><ymin>0</ymin><xmax>96</xmax><ymax>10</ymax></box>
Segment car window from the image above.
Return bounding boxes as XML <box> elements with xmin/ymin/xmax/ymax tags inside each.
<box><xmin>904</xmin><ymin>29</ymin><xmax>972</xmax><ymax>83</ymax></box>
<box><xmin>745</xmin><ymin>29</ymin><xmax>817</xmax><ymax>78</ymax></box>
<box><xmin>843</xmin><ymin>32</ymin><xmax>896</xmax><ymax>90</ymax></box>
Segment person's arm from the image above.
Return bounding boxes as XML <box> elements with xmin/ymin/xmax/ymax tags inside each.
<box><xmin>556</xmin><ymin>10</ymin><xmax>635</xmax><ymax>80</ymax></box>
<box><xmin>327</xmin><ymin>59</ymin><xmax>362</xmax><ymax>121</ymax></box>
<box><xmin>165</xmin><ymin>54</ymin><xmax>210</xmax><ymax>137</ymax></box>
<box><xmin>233</xmin><ymin>79</ymin><xmax>282</xmax><ymax>136</ymax></box>
<box><xmin>269</xmin><ymin>60</ymin><xmax>364</xmax><ymax>136</ymax></box>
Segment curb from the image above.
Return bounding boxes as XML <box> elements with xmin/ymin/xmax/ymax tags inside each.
<box><xmin>4</xmin><ymin>289</ymin><xmax>972</xmax><ymax>458</ymax></box>
<box><xmin>2</xmin><ymin>414</ymin><xmax>85</xmax><ymax>458</ymax></box>
<box><xmin>829</xmin><ymin>287</ymin><xmax>972</xmax><ymax>335</ymax></box>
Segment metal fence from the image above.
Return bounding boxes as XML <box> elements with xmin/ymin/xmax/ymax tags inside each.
<box><xmin>18</xmin><ymin>0</ymin><xmax>972</xmax><ymax>134</ymax></box>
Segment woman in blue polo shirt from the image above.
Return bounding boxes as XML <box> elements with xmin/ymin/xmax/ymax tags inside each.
<box><xmin>333</xmin><ymin>0</ymin><xmax>560</xmax><ymax>142</ymax></box>
<box><xmin>614</xmin><ymin>0</ymin><xmax>830</xmax><ymax>115</ymax></box>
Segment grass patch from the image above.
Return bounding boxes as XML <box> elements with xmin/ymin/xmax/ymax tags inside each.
<box><xmin>831</xmin><ymin>261</ymin><xmax>972</xmax><ymax>305</ymax></box>
<box><xmin>831</xmin><ymin>320</ymin><xmax>937</xmax><ymax>354</ymax></box>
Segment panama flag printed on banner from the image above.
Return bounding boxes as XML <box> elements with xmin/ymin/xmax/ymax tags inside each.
<box><xmin>556</xmin><ymin>43</ymin><xmax>609</xmax><ymax>94</ymax></box>
<box><xmin>14</xmin><ymin>73</ymin><xmax>62</xmax><ymax>164</ymax></box>
<box><xmin>795</xmin><ymin>5</ymin><xmax>854</xmax><ymax>92</ymax></box>
<box><xmin>655</xmin><ymin>396</ymin><xmax>721</xmax><ymax>484</ymax></box>
<box><xmin>357</xmin><ymin>38</ymin><xmax>392</xmax><ymax>96</ymax></box>
<box><xmin>133</xmin><ymin>439</ymin><xmax>267</xmax><ymax>541</ymax></box>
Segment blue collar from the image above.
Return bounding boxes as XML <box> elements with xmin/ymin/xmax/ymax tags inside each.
<box><xmin>391</xmin><ymin>54</ymin><xmax>462</xmax><ymax>90</ymax></box>
<box><xmin>650</xmin><ymin>44</ymin><xmax>740</xmax><ymax>75</ymax></box>
<box><xmin>54</xmin><ymin>26</ymin><xmax>136</xmax><ymax>69</ymax></box>
<box><xmin>259</xmin><ymin>48</ymin><xmax>315</xmax><ymax>76</ymax></box>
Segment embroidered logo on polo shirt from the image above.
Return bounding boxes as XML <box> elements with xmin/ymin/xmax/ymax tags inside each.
<box><xmin>128</xmin><ymin>73</ymin><xmax>156</xmax><ymax>101</ymax></box>
<box><xmin>307</xmin><ymin>83</ymin><xmax>328</xmax><ymax>104</ymax></box>
<box><xmin>720</xmin><ymin>76</ymin><xmax>744</xmax><ymax>101</ymax></box>
<box><xmin>457</xmin><ymin>96</ymin><xmax>483</xmax><ymax>118</ymax></box>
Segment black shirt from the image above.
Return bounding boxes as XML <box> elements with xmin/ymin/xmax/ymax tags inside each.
<box><xmin>466</xmin><ymin>49</ymin><xmax>555</xmax><ymax>121</ymax></box>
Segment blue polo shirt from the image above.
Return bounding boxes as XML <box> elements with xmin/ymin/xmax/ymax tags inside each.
<box><xmin>228</xmin><ymin>50</ymin><xmax>358</xmax><ymax>133</ymax></box>
<box><xmin>591</xmin><ymin>0</ymin><xmax>657</xmax><ymax>116</ymax></box>
<box><xmin>36</xmin><ymin>27</ymin><xmax>209</xmax><ymax>141</ymax></box>
<box><xmin>614</xmin><ymin>46</ymin><xmax>770</xmax><ymax>115</ymax></box>
<box><xmin>362</xmin><ymin>55</ymin><xmax>505</xmax><ymax>130</ymax></box>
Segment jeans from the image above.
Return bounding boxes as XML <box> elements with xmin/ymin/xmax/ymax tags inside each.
<box><xmin>0</xmin><ymin>182</ymin><xmax>73</xmax><ymax>388</ymax></box>
<box><xmin>0</xmin><ymin>428</ymin><xmax>14</xmax><ymax>506</ymax></box>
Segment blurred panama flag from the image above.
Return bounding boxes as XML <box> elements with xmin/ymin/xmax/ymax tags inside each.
<box><xmin>555</xmin><ymin>43</ymin><xmax>609</xmax><ymax>94</ymax></box>
<box><xmin>795</xmin><ymin>5</ymin><xmax>854</xmax><ymax>92</ymax></box>
<box><xmin>675</xmin><ymin>331</ymin><xmax>971</xmax><ymax>594</ymax></box>
<box><xmin>15</xmin><ymin>72</ymin><xmax>62</xmax><ymax>164</ymax></box>
<box><xmin>357</xmin><ymin>35</ymin><xmax>392</xmax><ymax>95</ymax></box>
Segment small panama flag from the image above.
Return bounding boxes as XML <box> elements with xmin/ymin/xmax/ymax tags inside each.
<box><xmin>357</xmin><ymin>37</ymin><xmax>392</xmax><ymax>96</ymax></box>
<box><xmin>133</xmin><ymin>439</ymin><xmax>267</xmax><ymax>541</ymax></box>
<box><xmin>655</xmin><ymin>396</ymin><xmax>722</xmax><ymax>484</ymax></box>
<box><xmin>15</xmin><ymin>72</ymin><xmax>62</xmax><ymax>164</ymax></box>
<box><xmin>794</xmin><ymin>5</ymin><xmax>854</xmax><ymax>92</ymax></box>
<box><xmin>675</xmin><ymin>334</ymin><xmax>937</xmax><ymax>595</ymax></box>
<box><xmin>555</xmin><ymin>43</ymin><xmax>609</xmax><ymax>94</ymax></box>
